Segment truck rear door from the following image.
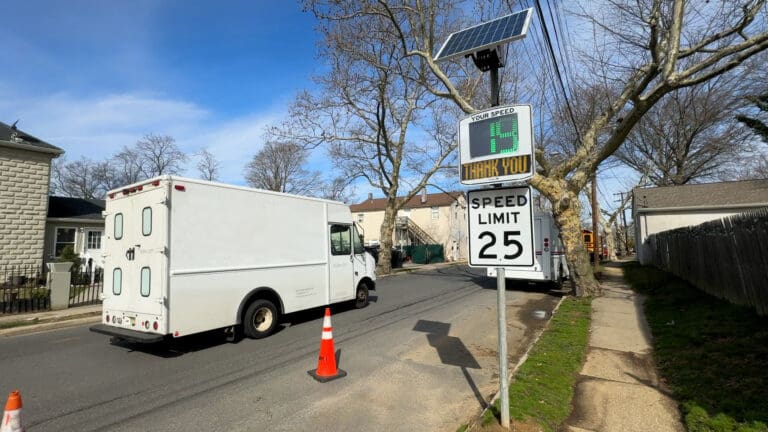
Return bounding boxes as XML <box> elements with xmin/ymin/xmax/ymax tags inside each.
<box><xmin>105</xmin><ymin>185</ymin><xmax>168</xmax><ymax>318</ymax></box>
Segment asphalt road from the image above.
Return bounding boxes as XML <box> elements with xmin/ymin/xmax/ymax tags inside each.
<box><xmin>0</xmin><ymin>264</ymin><xmax>561</xmax><ymax>431</ymax></box>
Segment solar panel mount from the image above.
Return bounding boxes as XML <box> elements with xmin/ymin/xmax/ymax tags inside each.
<box><xmin>435</xmin><ymin>8</ymin><xmax>533</xmax><ymax>63</ymax></box>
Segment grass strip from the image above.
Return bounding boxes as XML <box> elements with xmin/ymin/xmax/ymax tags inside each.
<box><xmin>481</xmin><ymin>296</ymin><xmax>591</xmax><ymax>431</ymax></box>
<box><xmin>623</xmin><ymin>262</ymin><xmax>768</xmax><ymax>432</ymax></box>
<box><xmin>0</xmin><ymin>318</ymin><xmax>39</xmax><ymax>330</ymax></box>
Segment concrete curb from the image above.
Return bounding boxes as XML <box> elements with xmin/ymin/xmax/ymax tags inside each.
<box><xmin>380</xmin><ymin>261</ymin><xmax>467</xmax><ymax>277</ymax></box>
<box><xmin>0</xmin><ymin>314</ymin><xmax>101</xmax><ymax>337</ymax></box>
<box><xmin>465</xmin><ymin>294</ymin><xmax>568</xmax><ymax>431</ymax></box>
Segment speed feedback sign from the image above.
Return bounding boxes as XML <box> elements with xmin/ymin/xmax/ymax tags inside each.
<box><xmin>467</xmin><ymin>186</ymin><xmax>534</xmax><ymax>267</ymax></box>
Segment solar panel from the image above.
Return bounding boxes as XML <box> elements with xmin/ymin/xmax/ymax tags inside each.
<box><xmin>435</xmin><ymin>9</ymin><xmax>533</xmax><ymax>62</ymax></box>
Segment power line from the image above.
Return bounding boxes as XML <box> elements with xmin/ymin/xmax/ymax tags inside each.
<box><xmin>534</xmin><ymin>0</ymin><xmax>582</xmax><ymax>143</ymax></box>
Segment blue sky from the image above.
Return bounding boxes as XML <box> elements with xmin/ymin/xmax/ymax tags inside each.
<box><xmin>0</xmin><ymin>1</ymin><xmax>637</xmax><ymax>213</ymax></box>
<box><xmin>0</xmin><ymin>1</ymin><xmax>320</xmax><ymax>186</ymax></box>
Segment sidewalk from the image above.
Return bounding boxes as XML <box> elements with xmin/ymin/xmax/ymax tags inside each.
<box><xmin>0</xmin><ymin>304</ymin><xmax>102</xmax><ymax>337</ymax></box>
<box><xmin>565</xmin><ymin>262</ymin><xmax>685</xmax><ymax>432</ymax></box>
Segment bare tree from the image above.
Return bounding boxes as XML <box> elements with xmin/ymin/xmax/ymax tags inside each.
<box><xmin>50</xmin><ymin>157</ymin><xmax>108</xmax><ymax>199</ymax></box>
<box><xmin>737</xmin><ymin>92</ymin><xmax>768</xmax><ymax>143</ymax></box>
<box><xmin>134</xmin><ymin>134</ymin><xmax>187</xmax><ymax>178</ymax></box>
<box><xmin>321</xmin><ymin>176</ymin><xmax>357</xmax><ymax>203</ymax></box>
<box><xmin>615</xmin><ymin>77</ymin><xmax>754</xmax><ymax>186</ymax></box>
<box><xmin>244</xmin><ymin>141</ymin><xmax>321</xmax><ymax>195</ymax></box>
<box><xmin>110</xmin><ymin>147</ymin><xmax>144</xmax><ymax>187</ymax></box>
<box><xmin>270</xmin><ymin>2</ymin><xmax>469</xmax><ymax>274</ymax></box>
<box><xmin>196</xmin><ymin>149</ymin><xmax>221</xmax><ymax>181</ymax></box>
<box><xmin>338</xmin><ymin>0</ymin><xmax>768</xmax><ymax>295</ymax></box>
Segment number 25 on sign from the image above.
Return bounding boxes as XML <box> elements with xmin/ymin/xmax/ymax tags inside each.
<box><xmin>467</xmin><ymin>186</ymin><xmax>534</xmax><ymax>267</ymax></box>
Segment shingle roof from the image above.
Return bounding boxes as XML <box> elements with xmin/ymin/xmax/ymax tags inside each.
<box><xmin>350</xmin><ymin>191</ymin><xmax>464</xmax><ymax>212</ymax></box>
<box><xmin>47</xmin><ymin>196</ymin><xmax>105</xmax><ymax>220</ymax></box>
<box><xmin>0</xmin><ymin>121</ymin><xmax>64</xmax><ymax>154</ymax></box>
<box><xmin>633</xmin><ymin>179</ymin><xmax>768</xmax><ymax>210</ymax></box>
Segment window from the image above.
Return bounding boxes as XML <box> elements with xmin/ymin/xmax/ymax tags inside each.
<box><xmin>113</xmin><ymin>268</ymin><xmax>122</xmax><ymax>295</ymax></box>
<box><xmin>352</xmin><ymin>226</ymin><xmax>364</xmax><ymax>254</ymax></box>
<box><xmin>142</xmin><ymin>207</ymin><xmax>152</xmax><ymax>236</ymax></box>
<box><xmin>431</xmin><ymin>206</ymin><xmax>439</xmax><ymax>220</ymax></box>
<box><xmin>54</xmin><ymin>228</ymin><xmax>76</xmax><ymax>256</ymax></box>
<box><xmin>114</xmin><ymin>213</ymin><xmax>123</xmax><ymax>240</ymax></box>
<box><xmin>87</xmin><ymin>231</ymin><xmax>102</xmax><ymax>249</ymax></box>
<box><xmin>357</xmin><ymin>213</ymin><xmax>364</xmax><ymax>223</ymax></box>
<box><xmin>329</xmin><ymin>225</ymin><xmax>351</xmax><ymax>255</ymax></box>
<box><xmin>140</xmin><ymin>267</ymin><xmax>151</xmax><ymax>297</ymax></box>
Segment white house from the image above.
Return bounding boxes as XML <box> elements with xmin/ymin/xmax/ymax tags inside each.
<box><xmin>633</xmin><ymin>179</ymin><xmax>768</xmax><ymax>265</ymax></box>
<box><xmin>44</xmin><ymin>196</ymin><xmax>106</xmax><ymax>271</ymax></box>
<box><xmin>350</xmin><ymin>190</ymin><xmax>468</xmax><ymax>262</ymax></box>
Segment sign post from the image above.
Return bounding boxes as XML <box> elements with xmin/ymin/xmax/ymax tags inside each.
<box><xmin>467</xmin><ymin>185</ymin><xmax>534</xmax><ymax>430</ymax></box>
<box><xmin>436</xmin><ymin>8</ymin><xmax>533</xmax><ymax>430</ymax></box>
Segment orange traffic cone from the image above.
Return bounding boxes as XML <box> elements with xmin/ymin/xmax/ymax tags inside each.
<box><xmin>308</xmin><ymin>308</ymin><xmax>347</xmax><ymax>382</ymax></box>
<box><xmin>1</xmin><ymin>390</ymin><xmax>25</xmax><ymax>432</ymax></box>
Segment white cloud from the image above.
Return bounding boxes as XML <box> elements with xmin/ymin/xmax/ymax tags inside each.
<box><xmin>0</xmin><ymin>90</ymin><xmax>285</xmax><ymax>186</ymax></box>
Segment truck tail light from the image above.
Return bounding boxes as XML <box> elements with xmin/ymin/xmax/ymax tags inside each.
<box><xmin>174</xmin><ymin>185</ymin><xmax>186</xmax><ymax>191</ymax></box>
<box><xmin>153</xmin><ymin>321</ymin><xmax>159</xmax><ymax>331</ymax></box>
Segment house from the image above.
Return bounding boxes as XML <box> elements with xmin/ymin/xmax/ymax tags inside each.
<box><xmin>44</xmin><ymin>196</ymin><xmax>106</xmax><ymax>271</ymax></box>
<box><xmin>350</xmin><ymin>189</ymin><xmax>468</xmax><ymax>261</ymax></box>
<box><xmin>632</xmin><ymin>179</ymin><xmax>768</xmax><ymax>264</ymax></box>
<box><xmin>0</xmin><ymin>121</ymin><xmax>64</xmax><ymax>272</ymax></box>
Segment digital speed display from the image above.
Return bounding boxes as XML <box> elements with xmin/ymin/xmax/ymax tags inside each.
<box><xmin>469</xmin><ymin>114</ymin><xmax>519</xmax><ymax>158</ymax></box>
<box><xmin>458</xmin><ymin>105</ymin><xmax>534</xmax><ymax>185</ymax></box>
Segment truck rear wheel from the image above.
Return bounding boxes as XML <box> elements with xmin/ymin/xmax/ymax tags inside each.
<box><xmin>354</xmin><ymin>282</ymin><xmax>370</xmax><ymax>309</ymax></box>
<box><xmin>243</xmin><ymin>299</ymin><xmax>278</xmax><ymax>339</ymax></box>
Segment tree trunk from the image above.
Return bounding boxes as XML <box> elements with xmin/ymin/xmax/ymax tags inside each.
<box><xmin>551</xmin><ymin>192</ymin><xmax>602</xmax><ymax>297</ymax></box>
<box><xmin>376</xmin><ymin>204</ymin><xmax>398</xmax><ymax>275</ymax></box>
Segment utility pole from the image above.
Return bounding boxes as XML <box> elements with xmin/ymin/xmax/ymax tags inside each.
<box><xmin>614</xmin><ymin>192</ymin><xmax>630</xmax><ymax>255</ymax></box>
<box><xmin>591</xmin><ymin>175</ymin><xmax>600</xmax><ymax>273</ymax></box>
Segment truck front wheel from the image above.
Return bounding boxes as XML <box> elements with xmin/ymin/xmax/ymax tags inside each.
<box><xmin>354</xmin><ymin>282</ymin><xmax>370</xmax><ymax>309</ymax></box>
<box><xmin>243</xmin><ymin>299</ymin><xmax>278</xmax><ymax>339</ymax></box>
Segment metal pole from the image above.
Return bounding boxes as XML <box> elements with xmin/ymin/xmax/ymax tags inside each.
<box><xmin>490</xmin><ymin>67</ymin><xmax>500</xmax><ymax>107</ymax></box>
<box><xmin>490</xmin><ymin>64</ymin><xmax>509</xmax><ymax>430</ymax></box>
<box><xmin>496</xmin><ymin>266</ymin><xmax>509</xmax><ymax>429</ymax></box>
<box><xmin>622</xmin><ymin>206</ymin><xmax>629</xmax><ymax>255</ymax></box>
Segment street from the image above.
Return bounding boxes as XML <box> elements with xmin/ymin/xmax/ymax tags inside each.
<box><xmin>0</xmin><ymin>265</ymin><xmax>561</xmax><ymax>431</ymax></box>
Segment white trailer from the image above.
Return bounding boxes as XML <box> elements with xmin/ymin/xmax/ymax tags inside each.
<box><xmin>90</xmin><ymin>176</ymin><xmax>376</xmax><ymax>343</ymax></box>
<box><xmin>487</xmin><ymin>212</ymin><xmax>569</xmax><ymax>287</ymax></box>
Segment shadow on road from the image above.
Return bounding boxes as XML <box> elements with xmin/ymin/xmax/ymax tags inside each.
<box><xmin>413</xmin><ymin>319</ymin><xmax>486</xmax><ymax>410</ymax></box>
<box><xmin>109</xmin><ymin>298</ymin><xmax>379</xmax><ymax>358</ymax></box>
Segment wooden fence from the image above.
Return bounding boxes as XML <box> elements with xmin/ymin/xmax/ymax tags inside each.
<box><xmin>646</xmin><ymin>207</ymin><xmax>768</xmax><ymax>315</ymax></box>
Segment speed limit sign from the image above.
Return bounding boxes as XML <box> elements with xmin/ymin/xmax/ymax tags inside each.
<box><xmin>467</xmin><ymin>186</ymin><xmax>534</xmax><ymax>267</ymax></box>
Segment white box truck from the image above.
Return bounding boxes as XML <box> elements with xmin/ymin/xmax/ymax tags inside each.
<box><xmin>90</xmin><ymin>176</ymin><xmax>376</xmax><ymax>343</ymax></box>
<box><xmin>487</xmin><ymin>212</ymin><xmax>569</xmax><ymax>287</ymax></box>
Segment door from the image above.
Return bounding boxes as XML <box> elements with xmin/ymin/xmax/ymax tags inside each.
<box><xmin>533</xmin><ymin>216</ymin><xmax>544</xmax><ymax>272</ymax></box>
<box><xmin>328</xmin><ymin>224</ymin><xmax>354</xmax><ymax>302</ymax></box>
<box><xmin>104</xmin><ymin>187</ymin><xmax>168</xmax><ymax>316</ymax></box>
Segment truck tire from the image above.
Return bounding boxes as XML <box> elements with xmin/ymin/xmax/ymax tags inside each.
<box><xmin>354</xmin><ymin>282</ymin><xmax>370</xmax><ymax>309</ymax></box>
<box><xmin>243</xmin><ymin>299</ymin><xmax>278</xmax><ymax>339</ymax></box>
